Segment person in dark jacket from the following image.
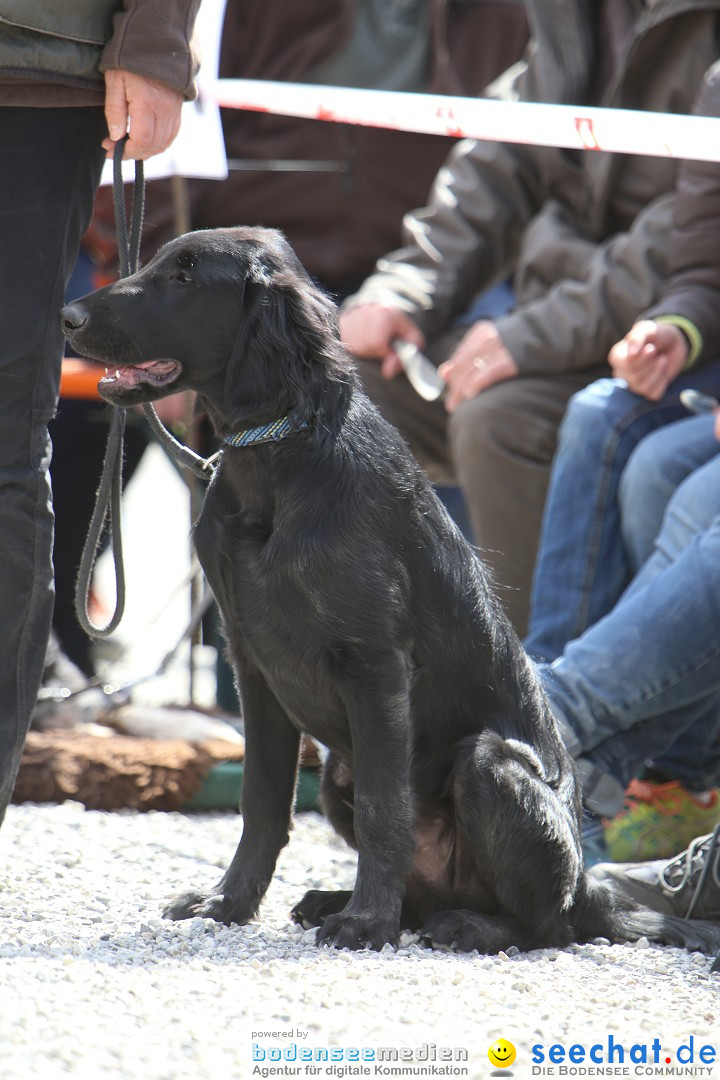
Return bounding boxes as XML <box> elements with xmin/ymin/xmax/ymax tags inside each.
<box><xmin>214</xmin><ymin>0</ymin><xmax>530</xmax><ymax>295</ymax></box>
<box><xmin>0</xmin><ymin>0</ymin><xmax>200</xmax><ymax>827</ymax></box>
<box><xmin>90</xmin><ymin>0</ymin><xmax>529</xmax><ymax>298</ymax></box>
<box><xmin>340</xmin><ymin>0</ymin><xmax>720</xmax><ymax>635</ymax></box>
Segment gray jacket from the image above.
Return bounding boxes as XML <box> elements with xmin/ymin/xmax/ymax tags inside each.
<box><xmin>347</xmin><ymin>0</ymin><xmax>720</xmax><ymax>375</ymax></box>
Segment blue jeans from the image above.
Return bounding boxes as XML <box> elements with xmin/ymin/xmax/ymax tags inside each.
<box><xmin>0</xmin><ymin>107</ymin><xmax>106</xmax><ymax>824</ymax></box>
<box><xmin>526</xmin><ymin>367</ymin><xmax>720</xmax><ymax>663</ymax></box>
<box><xmin>538</xmin><ymin>422</ymin><xmax>720</xmax><ymax>815</ymax></box>
<box><xmin>619</xmin><ymin>414</ymin><xmax>720</xmax><ymax>572</ymax></box>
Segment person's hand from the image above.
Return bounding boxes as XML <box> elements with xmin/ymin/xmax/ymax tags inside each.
<box><xmin>608</xmin><ymin>320</ymin><xmax>688</xmax><ymax>401</ymax></box>
<box><xmin>102</xmin><ymin>70</ymin><xmax>184</xmax><ymax>160</ymax></box>
<box><xmin>340</xmin><ymin>305</ymin><xmax>425</xmax><ymax>379</ymax></box>
<box><xmin>438</xmin><ymin>321</ymin><xmax>518</xmax><ymax>413</ymax></box>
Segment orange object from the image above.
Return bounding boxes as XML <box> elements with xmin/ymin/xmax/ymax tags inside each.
<box><xmin>60</xmin><ymin>358</ymin><xmax>102</xmax><ymax>400</ymax></box>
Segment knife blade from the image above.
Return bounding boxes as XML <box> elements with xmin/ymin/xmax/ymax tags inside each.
<box><xmin>392</xmin><ymin>338</ymin><xmax>446</xmax><ymax>402</ymax></box>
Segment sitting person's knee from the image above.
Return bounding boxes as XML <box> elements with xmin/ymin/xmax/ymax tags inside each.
<box><xmin>447</xmin><ymin>388</ymin><xmax>499</xmax><ymax>459</ymax></box>
<box><xmin>448</xmin><ymin>380</ymin><xmax>561</xmax><ymax>473</ymax></box>
<box><xmin>557</xmin><ymin>378</ymin><xmax>635</xmax><ymax>454</ymax></box>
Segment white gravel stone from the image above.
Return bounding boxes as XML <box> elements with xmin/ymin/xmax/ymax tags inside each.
<box><xmin>1</xmin><ymin>803</ymin><xmax>719</xmax><ymax>1080</ymax></box>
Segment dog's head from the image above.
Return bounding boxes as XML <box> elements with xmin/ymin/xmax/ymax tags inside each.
<box><xmin>62</xmin><ymin>226</ymin><xmax>352</xmax><ymax>432</ymax></box>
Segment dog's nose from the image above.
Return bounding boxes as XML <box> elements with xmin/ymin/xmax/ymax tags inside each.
<box><xmin>61</xmin><ymin>303</ymin><xmax>88</xmax><ymax>333</ymax></box>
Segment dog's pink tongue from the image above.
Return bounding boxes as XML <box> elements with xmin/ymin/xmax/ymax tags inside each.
<box><xmin>136</xmin><ymin>360</ymin><xmax>176</xmax><ymax>376</ymax></box>
<box><xmin>110</xmin><ymin>360</ymin><xmax>176</xmax><ymax>387</ymax></box>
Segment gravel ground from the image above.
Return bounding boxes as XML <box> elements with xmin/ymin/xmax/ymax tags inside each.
<box><xmin>1</xmin><ymin>803</ymin><xmax>719</xmax><ymax>1080</ymax></box>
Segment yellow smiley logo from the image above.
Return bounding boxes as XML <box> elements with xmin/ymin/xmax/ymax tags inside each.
<box><xmin>488</xmin><ymin>1040</ymin><xmax>516</xmax><ymax>1069</ymax></box>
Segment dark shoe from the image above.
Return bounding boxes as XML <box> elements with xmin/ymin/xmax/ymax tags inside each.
<box><xmin>589</xmin><ymin>824</ymin><xmax>720</xmax><ymax>921</ymax></box>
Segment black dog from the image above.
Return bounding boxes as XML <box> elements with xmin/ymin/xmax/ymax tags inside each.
<box><xmin>62</xmin><ymin>226</ymin><xmax>720</xmax><ymax>955</ymax></box>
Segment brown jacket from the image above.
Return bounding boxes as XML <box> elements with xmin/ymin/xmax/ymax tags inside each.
<box><xmin>0</xmin><ymin>0</ymin><xmax>200</xmax><ymax>106</ymax></box>
<box><xmin>131</xmin><ymin>0</ymin><xmax>528</xmax><ymax>290</ymax></box>
<box><xmin>644</xmin><ymin>61</ymin><xmax>720</xmax><ymax>367</ymax></box>
<box><xmin>347</xmin><ymin>0</ymin><xmax>720</xmax><ymax>374</ymax></box>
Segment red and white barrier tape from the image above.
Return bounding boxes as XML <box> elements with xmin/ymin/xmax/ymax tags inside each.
<box><xmin>210</xmin><ymin>79</ymin><xmax>720</xmax><ymax>163</ymax></box>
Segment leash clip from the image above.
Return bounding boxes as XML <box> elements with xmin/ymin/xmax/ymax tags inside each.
<box><xmin>201</xmin><ymin>449</ymin><xmax>223</xmax><ymax>473</ymax></box>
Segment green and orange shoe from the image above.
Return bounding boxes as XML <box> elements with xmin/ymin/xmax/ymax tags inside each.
<box><xmin>605</xmin><ymin>778</ymin><xmax>720</xmax><ymax>863</ymax></box>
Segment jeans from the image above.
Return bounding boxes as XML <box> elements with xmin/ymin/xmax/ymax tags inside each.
<box><xmin>538</xmin><ymin>423</ymin><xmax>720</xmax><ymax>815</ymax></box>
<box><xmin>619</xmin><ymin>414</ymin><xmax>720</xmax><ymax>573</ymax></box>
<box><xmin>0</xmin><ymin>107</ymin><xmax>106</xmax><ymax>824</ymax></box>
<box><xmin>526</xmin><ymin>366</ymin><xmax>720</xmax><ymax>663</ymax></box>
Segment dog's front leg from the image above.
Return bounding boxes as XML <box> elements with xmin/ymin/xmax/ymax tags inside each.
<box><xmin>316</xmin><ymin>652</ymin><xmax>415</xmax><ymax>951</ymax></box>
<box><xmin>164</xmin><ymin>670</ymin><xmax>301</xmax><ymax>925</ymax></box>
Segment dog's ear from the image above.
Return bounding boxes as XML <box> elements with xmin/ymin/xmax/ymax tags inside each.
<box><xmin>223</xmin><ymin>255</ymin><xmax>350</xmax><ymax>429</ymax></box>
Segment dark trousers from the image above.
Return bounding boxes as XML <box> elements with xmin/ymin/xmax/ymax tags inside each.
<box><xmin>0</xmin><ymin>106</ymin><xmax>106</xmax><ymax>823</ymax></box>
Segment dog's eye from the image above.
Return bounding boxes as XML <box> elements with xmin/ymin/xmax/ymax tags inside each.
<box><xmin>171</xmin><ymin>270</ymin><xmax>193</xmax><ymax>285</ymax></box>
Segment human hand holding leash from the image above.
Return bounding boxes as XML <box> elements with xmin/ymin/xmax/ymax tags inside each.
<box><xmin>609</xmin><ymin>320</ymin><xmax>688</xmax><ymax>401</ymax></box>
<box><xmin>102</xmin><ymin>70</ymin><xmax>184</xmax><ymax>160</ymax></box>
<box><xmin>438</xmin><ymin>320</ymin><xmax>518</xmax><ymax>412</ymax></box>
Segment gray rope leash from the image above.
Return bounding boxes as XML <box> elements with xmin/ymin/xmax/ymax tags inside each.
<box><xmin>140</xmin><ymin>399</ymin><xmax>220</xmax><ymax>479</ymax></box>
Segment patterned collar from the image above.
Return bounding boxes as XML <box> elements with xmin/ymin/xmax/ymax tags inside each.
<box><xmin>222</xmin><ymin>413</ymin><xmax>308</xmax><ymax>449</ymax></box>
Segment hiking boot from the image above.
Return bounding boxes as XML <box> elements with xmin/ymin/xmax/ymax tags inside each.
<box><xmin>589</xmin><ymin>825</ymin><xmax>720</xmax><ymax>921</ymax></box>
<box><xmin>604</xmin><ymin>778</ymin><xmax>720</xmax><ymax>862</ymax></box>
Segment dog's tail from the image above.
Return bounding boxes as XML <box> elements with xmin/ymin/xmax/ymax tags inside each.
<box><xmin>571</xmin><ymin>872</ymin><xmax>720</xmax><ymax>956</ymax></box>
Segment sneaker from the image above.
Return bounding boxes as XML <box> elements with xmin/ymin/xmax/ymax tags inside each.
<box><xmin>604</xmin><ymin>778</ymin><xmax>720</xmax><ymax>862</ymax></box>
<box><xmin>588</xmin><ymin>825</ymin><xmax>720</xmax><ymax>921</ymax></box>
<box><xmin>581</xmin><ymin>812</ymin><xmax>609</xmax><ymax>868</ymax></box>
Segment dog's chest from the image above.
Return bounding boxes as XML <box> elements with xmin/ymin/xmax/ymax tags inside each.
<box><xmin>196</xmin><ymin>512</ymin><xmax>347</xmax><ymax>736</ymax></box>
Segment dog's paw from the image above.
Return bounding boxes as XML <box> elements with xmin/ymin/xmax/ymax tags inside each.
<box><xmin>315</xmin><ymin>912</ymin><xmax>399</xmax><ymax>951</ymax></box>
<box><xmin>162</xmin><ymin>888</ymin><xmax>250</xmax><ymax>926</ymax></box>
<box><xmin>291</xmin><ymin>890</ymin><xmax>353</xmax><ymax>929</ymax></box>
<box><xmin>419</xmin><ymin>910</ymin><xmax>486</xmax><ymax>953</ymax></box>
<box><xmin>162</xmin><ymin>889</ymin><xmax>226</xmax><ymax>922</ymax></box>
